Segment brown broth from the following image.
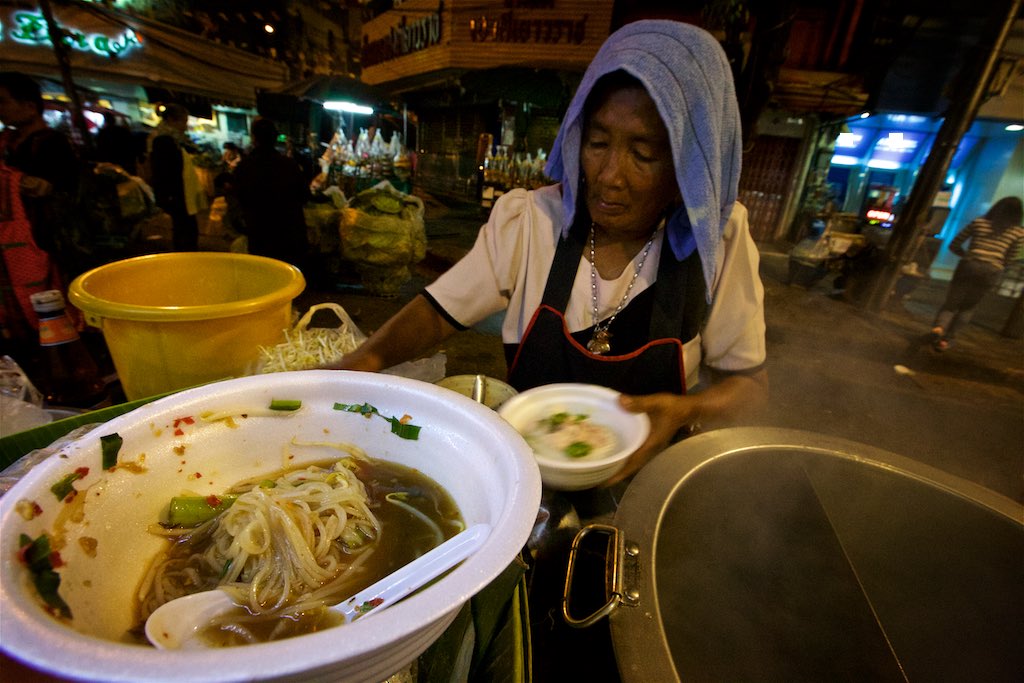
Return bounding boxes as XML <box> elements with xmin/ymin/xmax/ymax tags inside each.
<box><xmin>138</xmin><ymin>458</ymin><xmax>463</xmax><ymax>646</ymax></box>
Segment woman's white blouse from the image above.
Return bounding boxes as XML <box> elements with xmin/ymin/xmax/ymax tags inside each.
<box><xmin>425</xmin><ymin>185</ymin><xmax>766</xmax><ymax>390</ymax></box>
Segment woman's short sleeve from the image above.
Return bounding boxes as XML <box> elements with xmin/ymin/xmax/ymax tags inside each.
<box><xmin>425</xmin><ymin>188</ymin><xmax>543</xmax><ymax>329</ymax></box>
<box><xmin>700</xmin><ymin>202</ymin><xmax>766</xmax><ymax>371</ymax></box>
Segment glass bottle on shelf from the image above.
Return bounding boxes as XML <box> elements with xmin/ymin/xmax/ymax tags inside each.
<box><xmin>30</xmin><ymin>290</ymin><xmax>108</xmax><ymax>409</ymax></box>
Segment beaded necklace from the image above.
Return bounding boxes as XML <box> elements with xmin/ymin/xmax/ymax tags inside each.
<box><xmin>586</xmin><ymin>224</ymin><xmax>657</xmax><ymax>355</ymax></box>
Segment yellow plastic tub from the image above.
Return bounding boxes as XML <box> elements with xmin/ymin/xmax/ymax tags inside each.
<box><xmin>69</xmin><ymin>253</ymin><xmax>305</xmax><ymax>400</ymax></box>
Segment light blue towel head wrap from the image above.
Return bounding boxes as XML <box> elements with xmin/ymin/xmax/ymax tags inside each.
<box><xmin>544</xmin><ymin>20</ymin><xmax>742</xmax><ymax>297</ymax></box>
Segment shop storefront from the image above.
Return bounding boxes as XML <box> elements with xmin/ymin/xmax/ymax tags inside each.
<box><xmin>824</xmin><ymin>113</ymin><xmax>1024</xmax><ymax>279</ymax></box>
<box><xmin>359</xmin><ymin>0</ymin><xmax>614</xmax><ymax>200</ymax></box>
<box><xmin>1</xmin><ymin>2</ymin><xmax>288</xmax><ymax>149</ymax></box>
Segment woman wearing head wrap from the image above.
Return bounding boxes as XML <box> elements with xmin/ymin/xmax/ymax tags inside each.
<box><xmin>334</xmin><ymin>21</ymin><xmax>768</xmax><ymax>483</ymax></box>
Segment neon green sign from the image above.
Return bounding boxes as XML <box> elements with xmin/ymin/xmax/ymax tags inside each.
<box><xmin>3</xmin><ymin>10</ymin><xmax>141</xmax><ymax>58</ymax></box>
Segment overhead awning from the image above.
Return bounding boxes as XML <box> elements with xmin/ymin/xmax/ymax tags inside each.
<box><xmin>0</xmin><ymin>3</ymin><xmax>289</xmax><ymax>107</ymax></box>
<box><xmin>772</xmin><ymin>68</ymin><xmax>870</xmax><ymax>117</ymax></box>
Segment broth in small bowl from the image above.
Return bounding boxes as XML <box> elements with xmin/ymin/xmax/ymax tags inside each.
<box><xmin>498</xmin><ymin>383</ymin><xmax>650</xmax><ymax>490</ymax></box>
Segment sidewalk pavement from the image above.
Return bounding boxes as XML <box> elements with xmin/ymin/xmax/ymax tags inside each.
<box><xmin>297</xmin><ymin>192</ymin><xmax>1024</xmax><ymax>504</ymax></box>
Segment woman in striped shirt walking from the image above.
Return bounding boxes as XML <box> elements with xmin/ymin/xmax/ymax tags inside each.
<box><xmin>932</xmin><ymin>196</ymin><xmax>1024</xmax><ymax>351</ymax></box>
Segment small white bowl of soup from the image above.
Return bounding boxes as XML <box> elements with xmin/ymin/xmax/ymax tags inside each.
<box><xmin>0</xmin><ymin>371</ymin><xmax>541</xmax><ymax>682</ymax></box>
<box><xmin>498</xmin><ymin>383</ymin><xmax>650</xmax><ymax>490</ymax></box>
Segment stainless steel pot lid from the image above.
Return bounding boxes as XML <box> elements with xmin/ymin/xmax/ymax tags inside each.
<box><xmin>595</xmin><ymin>427</ymin><xmax>1022</xmax><ymax>682</ymax></box>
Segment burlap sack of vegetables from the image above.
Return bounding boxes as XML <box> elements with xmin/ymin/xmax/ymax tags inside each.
<box><xmin>339</xmin><ymin>182</ymin><xmax>426</xmax><ymax>296</ymax></box>
<box><xmin>304</xmin><ymin>204</ymin><xmax>343</xmax><ymax>254</ymax></box>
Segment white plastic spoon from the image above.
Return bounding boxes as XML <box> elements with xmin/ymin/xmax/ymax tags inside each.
<box><xmin>145</xmin><ymin>522</ymin><xmax>490</xmax><ymax>649</ymax></box>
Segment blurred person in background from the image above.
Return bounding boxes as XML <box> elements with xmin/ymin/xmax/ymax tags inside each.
<box><xmin>147</xmin><ymin>103</ymin><xmax>205</xmax><ymax>251</ymax></box>
<box><xmin>931</xmin><ymin>196</ymin><xmax>1024</xmax><ymax>351</ymax></box>
<box><xmin>0</xmin><ymin>71</ymin><xmax>80</xmax><ymax>261</ymax></box>
<box><xmin>95</xmin><ymin>112</ymin><xmax>137</xmax><ymax>175</ymax></box>
<box><xmin>0</xmin><ymin>71</ymin><xmax>79</xmax><ymax>354</ymax></box>
<box><xmin>221</xmin><ymin>141</ymin><xmax>243</xmax><ymax>171</ymax></box>
<box><xmin>232</xmin><ymin>117</ymin><xmax>309</xmax><ymax>269</ymax></box>
<box><xmin>329</xmin><ymin>21</ymin><xmax>768</xmax><ymax>485</ymax></box>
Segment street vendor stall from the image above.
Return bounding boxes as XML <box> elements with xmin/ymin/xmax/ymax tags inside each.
<box><xmin>271</xmin><ymin>75</ymin><xmax>415</xmax><ymax>196</ymax></box>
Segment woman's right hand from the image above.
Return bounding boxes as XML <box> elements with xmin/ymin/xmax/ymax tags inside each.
<box><xmin>605</xmin><ymin>368</ymin><xmax>768</xmax><ymax>485</ymax></box>
<box><xmin>603</xmin><ymin>392</ymin><xmax>702</xmax><ymax>486</ymax></box>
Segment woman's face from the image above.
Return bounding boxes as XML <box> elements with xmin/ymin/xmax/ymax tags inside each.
<box><xmin>581</xmin><ymin>85</ymin><xmax>678</xmax><ymax>238</ymax></box>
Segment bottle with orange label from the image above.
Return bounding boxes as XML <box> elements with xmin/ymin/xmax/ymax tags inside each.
<box><xmin>29</xmin><ymin>290</ymin><xmax>108</xmax><ymax>408</ymax></box>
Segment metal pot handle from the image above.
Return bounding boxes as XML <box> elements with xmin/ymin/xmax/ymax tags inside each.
<box><xmin>562</xmin><ymin>523</ymin><xmax>639</xmax><ymax>628</ymax></box>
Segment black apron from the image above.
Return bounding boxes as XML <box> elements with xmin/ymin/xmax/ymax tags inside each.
<box><xmin>506</xmin><ymin>222</ymin><xmax>706</xmax><ymax>395</ymax></box>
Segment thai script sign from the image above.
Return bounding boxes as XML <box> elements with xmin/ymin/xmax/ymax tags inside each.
<box><xmin>2</xmin><ymin>9</ymin><xmax>142</xmax><ymax>58</ymax></box>
<box><xmin>468</xmin><ymin>11</ymin><xmax>587</xmax><ymax>44</ymax></box>
<box><xmin>362</xmin><ymin>3</ymin><xmax>442</xmax><ymax>68</ymax></box>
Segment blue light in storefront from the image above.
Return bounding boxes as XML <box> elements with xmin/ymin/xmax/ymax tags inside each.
<box><xmin>835</xmin><ymin>131</ymin><xmax>863</xmax><ymax>148</ymax></box>
<box><xmin>885</xmin><ymin>114</ymin><xmax>929</xmax><ymax>126</ymax></box>
<box><xmin>830</xmin><ymin>154</ymin><xmax>861</xmax><ymax>166</ymax></box>
<box><xmin>866</xmin><ymin>130</ymin><xmax>926</xmax><ymax>169</ymax></box>
<box><xmin>950</xmin><ymin>181</ymin><xmax>963</xmax><ymax>208</ymax></box>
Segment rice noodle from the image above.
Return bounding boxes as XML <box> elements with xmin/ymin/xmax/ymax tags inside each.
<box><xmin>139</xmin><ymin>460</ymin><xmax>381</xmax><ymax>624</ymax></box>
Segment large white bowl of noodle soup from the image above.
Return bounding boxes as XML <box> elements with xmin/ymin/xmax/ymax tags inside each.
<box><xmin>0</xmin><ymin>371</ymin><xmax>541</xmax><ymax>683</ymax></box>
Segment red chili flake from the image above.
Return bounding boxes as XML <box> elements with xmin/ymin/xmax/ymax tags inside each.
<box><xmin>74</xmin><ymin>467</ymin><xmax>90</xmax><ymax>477</ymax></box>
<box><xmin>63</xmin><ymin>491</ymin><xmax>78</xmax><ymax>504</ymax></box>
<box><xmin>17</xmin><ymin>544</ymin><xmax>31</xmax><ymax>565</ymax></box>
<box><xmin>356</xmin><ymin>597</ymin><xmax>385</xmax><ymax>614</ymax></box>
<box><xmin>194</xmin><ymin>472</ymin><xmax>202</xmax><ymax>479</ymax></box>
<box><xmin>206</xmin><ymin>495</ymin><xmax>222</xmax><ymax>507</ymax></box>
<box><xmin>172</xmin><ymin>416</ymin><xmax>196</xmax><ymax>436</ymax></box>
<box><xmin>32</xmin><ymin>501</ymin><xmax>43</xmax><ymax>517</ymax></box>
<box><xmin>49</xmin><ymin>551</ymin><xmax>64</xmax><ymax>568</ymax></box>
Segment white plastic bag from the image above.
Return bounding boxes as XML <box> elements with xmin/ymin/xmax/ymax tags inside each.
<box><xmin>257</xmin><ymin>303</ymin><xmax>367</xmax><ymax>373</ymax></box>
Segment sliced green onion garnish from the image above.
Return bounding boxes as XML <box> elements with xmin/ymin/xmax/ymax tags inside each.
<box><xmin>269</xmin><ymin>399</ymin><xmax>302</xmax><ymax>411</ymax></box>
<box><xmin>334</xmin><ymin>402</ymin><xmax>421</xmax><ymax>440</ymax></box>
<box><xmin>388</xmin><ymin>418</ymin><xmax>422</xmax><ymax>440</ymax></box>
<box><xmin>100</xmin><ymin>433</ymin><xmax>122</xmax><ymax>470</ymax></box>
<box><xmin>18</xmin><ymin>534</ymin><xmax>71</xmax><ymax>618</ymax></box>
<box><xmin>166</xmin><ymin>495</ymin><xmax>237</xmax><ymax>527</ymax></box>
<box><xmin>50</xmin><ymin>472</ymin><xmax>82</xmax><ymax>501</ymax></box>
<box><xmin>564</xmin><ymin>441</ymin><xmax>593</xmax><ymax>458</ymax></box>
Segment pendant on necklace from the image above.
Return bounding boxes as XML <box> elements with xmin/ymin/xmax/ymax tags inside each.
<box><xmin>587</xmin><ymin>329</ymin><xmax>612</xmax><ymax>355</ymax></box>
